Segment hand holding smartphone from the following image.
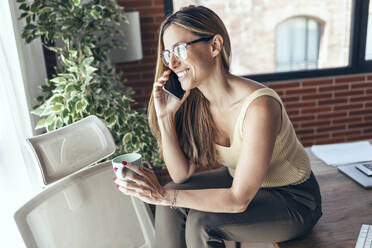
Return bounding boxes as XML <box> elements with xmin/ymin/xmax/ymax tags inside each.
<box><xmin>162</xmin><ymin>70</ymin><xmax>185</xmax><ymax>100</ymax></box>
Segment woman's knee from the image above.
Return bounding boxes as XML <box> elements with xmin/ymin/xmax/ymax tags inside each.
<box><xmin>185</xmin><ymin>210</ymin><xmax>214</xmax><ymax>238</ymax></box>
<box><xmin>185</xmin><ymin>210</ymin><xmax>225</xmax><ymax>247</ymax></box>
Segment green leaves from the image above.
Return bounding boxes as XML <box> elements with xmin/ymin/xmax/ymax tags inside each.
<box><xmin>22</xmin><ymin>0</ymin><xmax>163</xmax><ymax>168</ymax></box>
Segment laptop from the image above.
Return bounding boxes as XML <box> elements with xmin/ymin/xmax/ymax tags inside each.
<box><xmin>338</xmin><ymin>162</ymin><xmax>372</xmax><ymax>188</ymax></box>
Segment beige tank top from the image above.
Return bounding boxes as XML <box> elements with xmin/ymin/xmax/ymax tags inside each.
<box><xmin>215</xmin><ymin>87</ymin><xmax>311</xmax><ymax>187</ymax></box>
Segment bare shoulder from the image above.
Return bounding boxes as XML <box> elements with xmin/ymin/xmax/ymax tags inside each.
<box><xmin>230</xmin><ymin>76</ymin><xmax>266</xmax><ymax>99</ymax></box>
<box><xmin>243</xmin><ymin>89</ymin><xmax>282</xmax><ymax>134</ymax></box>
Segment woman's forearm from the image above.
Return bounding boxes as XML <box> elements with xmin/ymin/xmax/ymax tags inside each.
<box><xmin>165</xmin><ymin>187</ymin><xmax>250</xmax><ymax>213</ymax></box>
<box><xmin>158</xmin><ymin>115</ymin><xmax>193</xmax><ymax>183</ymax></box>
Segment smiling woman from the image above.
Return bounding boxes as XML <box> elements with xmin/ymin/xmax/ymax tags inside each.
<box><xmin>112</xmin><ymin>5</ymin><xmax>323</xmax><ymax>248</ymax></box>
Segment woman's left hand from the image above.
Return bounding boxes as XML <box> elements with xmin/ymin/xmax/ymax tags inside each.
<box><xmin>113</xmin><ymin>162</ymin><xmax>171</xmax><ymax>206</ymax></box>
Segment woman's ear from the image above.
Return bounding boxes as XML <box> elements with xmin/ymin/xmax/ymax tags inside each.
<box><xmin>211</xmin><ymin>34</ymin><xmax>223</xmax><ymax>57</ymax></box>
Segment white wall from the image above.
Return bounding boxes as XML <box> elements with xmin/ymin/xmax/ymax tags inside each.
<box><xmin>0</xmin><ymin>0</ymin><xmax>48</xmax><ymax>246</ymax></box>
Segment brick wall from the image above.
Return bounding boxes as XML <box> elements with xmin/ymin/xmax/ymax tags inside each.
<box><xmin>268</xmin><ymin>74</ymin><xmax>372</xmax><ymax>147</ymax></box>
<box><xmin>115</xmin><ymin>1</ymin><xmax>372</xmax><ymax>147</ymax></box>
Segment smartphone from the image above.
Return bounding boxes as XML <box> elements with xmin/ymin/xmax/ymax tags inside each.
<box><xmin>162</xmin><ymin>71</ymin><xmax>185</xmax><ymax>100</ymax></box>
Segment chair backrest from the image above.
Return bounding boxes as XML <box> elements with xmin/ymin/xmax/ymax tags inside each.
<box><xmin>14</xmin><ymin>161</ymin><xmax>155</xmax><ymax>248</ymax></box>
<box><xmin>17</xmin><ymin>115</ymin><xmax>155</xmax><ymax>247</ymax></box>
<box><xmin>26</xmin><ymin>115</ymin><xmax>116</xmax><ymax>185</ymax></box>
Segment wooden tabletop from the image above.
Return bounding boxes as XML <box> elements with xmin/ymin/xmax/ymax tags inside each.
<box><xmin>277</xmin><ymin>148</ymin><xmax>372</xmax><ymax>248</ymax></box>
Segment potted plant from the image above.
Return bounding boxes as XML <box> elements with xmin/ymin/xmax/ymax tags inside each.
<box><xmin>17</xmin><ymin>0</ymin><xmax>166</xmax><ymax>170</ymax></box>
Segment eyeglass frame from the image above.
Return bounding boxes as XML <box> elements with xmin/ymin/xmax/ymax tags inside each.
<box><xmin>161</xmin><ymin>35</ymin><xmax>214</xmax><ymax>66</ymax></box>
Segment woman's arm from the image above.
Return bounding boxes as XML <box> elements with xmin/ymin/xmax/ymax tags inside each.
<box><xmin>158</xmin><ymin>115</ymin><xmax>196</xmax><ymax>184</ymax></box>
<box><xmin>116</xmin><ymin>96</ymin><xmax>281</xmax><ymax>213</ymax></box>
<box><xmin>152</xmin><ymin>70</ymin><xmax>195</xmax><ymax>184</ymax></box>
<box><xmin>166</xmin><ymin>96</ymin><xmax>282</xmax><ymax>212</ymax></box>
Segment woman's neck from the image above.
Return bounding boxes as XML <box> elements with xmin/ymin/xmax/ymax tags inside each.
<box><xmin>197</xmin><ymin>66</ymin><xmax>237</xmax><ymax>108</ymax></box>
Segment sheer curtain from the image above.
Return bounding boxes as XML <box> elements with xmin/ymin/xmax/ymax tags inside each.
<box><xmin>0</xmin><ymin>0</ymin><xmax>47</xmax><ymax>246</ymax></box>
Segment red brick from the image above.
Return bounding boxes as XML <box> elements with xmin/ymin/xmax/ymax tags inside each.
<box><xmin>366</xmin><ymin>102</ymin><xmax>372</xmax><ymax>108</ymax></box>
<box><xmin>317</xmin><ymin>124</ymin><xmax>346</xmax><ymax>133</ymax></box>
<box><xmin>350</xmin><ymin>96</ymin><xmax>372</xmax><ymax>103</ymax></box>
<box><xmin>142</xmin><ymin>72</ymin><xmax>156</xmax><ymax>79</ymax></box>
<box><xmin>351</xmin><ymin>82</ymin><xmax>372</xmax><ymax>89</ymax></box>
<box><xmin>140</xmin><ymin>55</ymin><xmax>157</xmax><ymax>64</ymax></box>
<box><xmin>302</xmin><ymin>93</ymin><xmax>332</xmax><ymax>100</ymax></box>
<box><xmin>154</xmin><ymin>16</ymin><xmax>165</xmax><ymax>23</ymax></box>
<box><xmin>317</xmin><ymin>111</ymin><xmax>347</xmax><ymax>119</ymax></box>
<box><xmin>332</xmin><ymin>130</ymin><xmax>361</xmax><ymax>137</ymax></box>
<box><xmin>285</xmin><ymin>101</ymin><xmax>316</xmax><ymax>109</ymax></box>
<box><xmin>319</xmin><ymin>85</ymin><xmax>349</xmax><ymax>92</ymax></box>
<box><xmin>365</xmin><ymin>116</ymin><xmax>372</xmax><ymax>121</ymax></box>
<box><xmin>334</xmin><ymin>90</ymin><xmax>364</xmax><ymax>97</ymax></box>
<box><xmin>301</xmin><ymin>120</ymin><xmax>331</xmax><ymax>128</ymax></box>
<box><xmin>268</xmin><ymin>82</ymin><xmax>300</xmax><ymax>89</ymax></box>
<box><xmin>347</xmin><ymin>135</ymin><xmax>372</xmax><ymax>142</ymax></box>
<box><xmin>118</xmin><ymin>63</ymin><xmax>155</xmax><ymax>71</ymax></box>
<box><xmin>286</xmin><ymin>110</ymin><xmax>299</xmax><ymax>116</ymax></box>
<box><xmin>141</xmin><ymin>16</ymin><xmax>155</xmax><ymax>23</ymax></box>
<box><xmin>138</xmin><ymin>7</ymin><xmax>164</xmax><ymax>15</ymax></box>
<box><xmin>363</xmin><ymin>128</ymin><xmax>372</xmax><ymax>134</ymax></box>
<box><xmin>290</xmin><ymin>115</ymin><xmax>316</xmax><ymax>122</ymax></box>
<box><xmin>287</xmin><ymin>88</ymin><xmax>317</xmax><ymax>95</ymax></box>
<box><xmin>315</xmin><ymin>138</ymin><xmax>346</xmax><ymax>145</ymax></box>
<box><xmin>141</xmin><ymin>23</ymin><xmax>162</xmax><ymax>33</ymax></box>
<box><xmin>366</xmin><ymin>89</ymin><xmax>372</xmax><ymax>94</ymax></box>
<box><xmin>125</xmin><ymin>80</ymin><xmax>152</xmax><ymax>88</ymax></box>
<box><xmin>335</xmin><ymin>75</ymin><xmax>365</xmax><ymax>83</ymax></box>
<box><xmin>153</xmin><ymin>0</ymin><xmax>164</xmax><ymax>5</ymax></box>
<box><xmin>367</xmin><ymin>75</ymin><xmax>372</xmax><ymax>80</ymax></box>
<box><xmin>120</xmin><ymin>0</ymin><xmax>153</xmax><ymax>8</ymax></box>
<box><xmin>300</xmin><ymin>133</ymin><xmax>330</xmax><ymax>141</ymax></box>
<box><xmin>275</xmin><ymin>90</ymin><xmax>285</xmax><ymax>97</ymax></box>
<box><xmin>302</xmin><ymin>106</ymin><xmax>332</xmax><ymax>114</ymax></box>
<box><xmin>350</xmin><ymin>109</ymin><xmax>372</xmax><ymax>116</ymax></box>
<box><xmin>333</xmin><ymin>116</ymin><xmax>362</xmax><ymax>124</ymax></box>
<box><xmin>143</xmin><ymin>48</ymin><xmax>156</xmax><ymax>56</ymax></box>
<box><xmin>296</xmin><ymin>128</ymin><xmax>315</xmax><ymax>135</ymax></box>
<box><xmin>281</xmin><ymin>96</ymin><xmax>300</xmax><ymax>102</ymax></box>
<box><xmin>334</xmin><ymin>103</ymin><xmax>363</xmax><ymax>111</ymax></box>
<box><xmin>318</xmin><ymin>98</ymin><xmax>347</xmax><ymax>105</ymax></box>
<box><xmin>301</xmin><ymin>141</ymin><xmax>314</xmax><ymax>147</ymax></box>
<box><xmin>302</xmin><ymin>78</ymin><xmax>333</xmax><ymax>87</ymax></box>
<box><xmin>349</xmin><ymin>121</ymin><xmax>372</xmax><ymax>129</ymax></box>
<box><xmin>142</xmin><ymin>40</ymin><xmax>158</xmax><ymax>48</ymax></box>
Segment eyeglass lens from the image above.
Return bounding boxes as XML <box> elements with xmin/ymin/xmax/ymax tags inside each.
<box><xmin>162</xmin><ymin>44</ymin><xmax>187</xmax><ymax>65</ymax></box>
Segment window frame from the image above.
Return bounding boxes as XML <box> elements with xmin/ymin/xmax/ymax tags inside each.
<box><xmin>163</xmin><ymin>0</ymin><xmax>372</xmax><ymax>82</ymax></box>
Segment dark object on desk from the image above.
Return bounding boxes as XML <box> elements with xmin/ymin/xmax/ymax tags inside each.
<box><xmin>338</xmin><ymin>164</ymin><xmax>372</xmax><ymax>188</ymax></box>
<box><xmin>356</xmin><ymin>163</ymin><xmax>372</xmax><ymax>176</ymax></box>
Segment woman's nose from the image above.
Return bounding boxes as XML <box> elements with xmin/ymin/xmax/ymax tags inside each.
<box><xmin>169</xmin><ymin>52</ymin><xmax>181</xmax><ymax>69</ymax></box>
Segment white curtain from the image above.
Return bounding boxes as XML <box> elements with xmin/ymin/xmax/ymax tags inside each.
<box><xmin>0</xmin><ymin>0</ymin><xmax>47</xmax><ymax>246</ymax></box>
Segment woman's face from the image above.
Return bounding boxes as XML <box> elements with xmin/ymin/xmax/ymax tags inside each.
<box><xmin>162</xmin><ymin>24</ymin><xmax>214</xmax><ymax>91</ymax></box>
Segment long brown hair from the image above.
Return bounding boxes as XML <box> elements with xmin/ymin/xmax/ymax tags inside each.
<box><xmin>148</xmin><ymin>5</ymin><xmax>232</xmax><ymax>168</ymax></box>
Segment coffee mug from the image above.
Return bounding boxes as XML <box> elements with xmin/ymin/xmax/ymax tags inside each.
<box><xmin>112</xmin><ymin>152</ymin><xmax>142</xmax><ymax>183</ymax></box>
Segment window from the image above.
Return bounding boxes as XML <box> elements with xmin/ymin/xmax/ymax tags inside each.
<box><xmin>366</xmin><ymin>1</ymin><xmax>372</xmax><ymax>60</ymax></box>
<box><xmin>165</xmin><ymin>0</ymin><xmax>371</xmax><ymax>82</ymax></box>
<box><xmin>276</xmin><ymin>17</ymin><xmax>322</xmax><ymax>72</ymax></box>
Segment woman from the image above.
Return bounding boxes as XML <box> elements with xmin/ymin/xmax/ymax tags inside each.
<box><xmin>114</xmin><ymin>5</ymin><xmax>322</xmax><ymax>248</ymax></box>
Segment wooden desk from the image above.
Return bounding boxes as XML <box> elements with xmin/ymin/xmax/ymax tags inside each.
<box><xmin>276</xmin><ymin>148</ymin><xmax>372</xmax><ymax>248</ymax></box>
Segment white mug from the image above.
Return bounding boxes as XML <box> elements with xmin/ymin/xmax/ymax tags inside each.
<box><xmin>112</xmin><ymin>152</ymin><xmax>142</xmax><ymax>183</ymax></box>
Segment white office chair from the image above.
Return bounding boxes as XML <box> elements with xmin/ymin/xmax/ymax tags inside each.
<box><xmin>14</xmin><ymin>115</ymin><xmax>155</xmax><ymax>248</ymax></box>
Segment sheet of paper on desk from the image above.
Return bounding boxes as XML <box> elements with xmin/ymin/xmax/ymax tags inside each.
<box><xmin>311</xmin><ymin>141</ymin><xmax>372</xmax><ymax>166</ymax></box>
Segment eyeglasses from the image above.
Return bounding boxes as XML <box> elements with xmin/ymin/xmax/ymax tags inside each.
<box><xmin>161</xmin><ymin>36</ymin><xmax>214</xmax><ymax>66</ymax></box>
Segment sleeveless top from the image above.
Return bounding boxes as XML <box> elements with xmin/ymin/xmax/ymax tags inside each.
<box><xmin>215</xmin><ymin>87</ymin><xmax>311</xmax><ymax>188</ymax></box>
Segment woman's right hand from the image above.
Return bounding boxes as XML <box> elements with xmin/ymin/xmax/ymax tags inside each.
<box><xmin>153</xmin><ymin>69</ymin><xmax>190</xmax><ymax>119</ymax></box>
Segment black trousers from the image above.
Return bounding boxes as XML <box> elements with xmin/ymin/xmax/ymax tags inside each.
<box><xmin>155</xmin><ymin>166</ymin><xmax>322</xmax><ymax>248</ymax></box>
